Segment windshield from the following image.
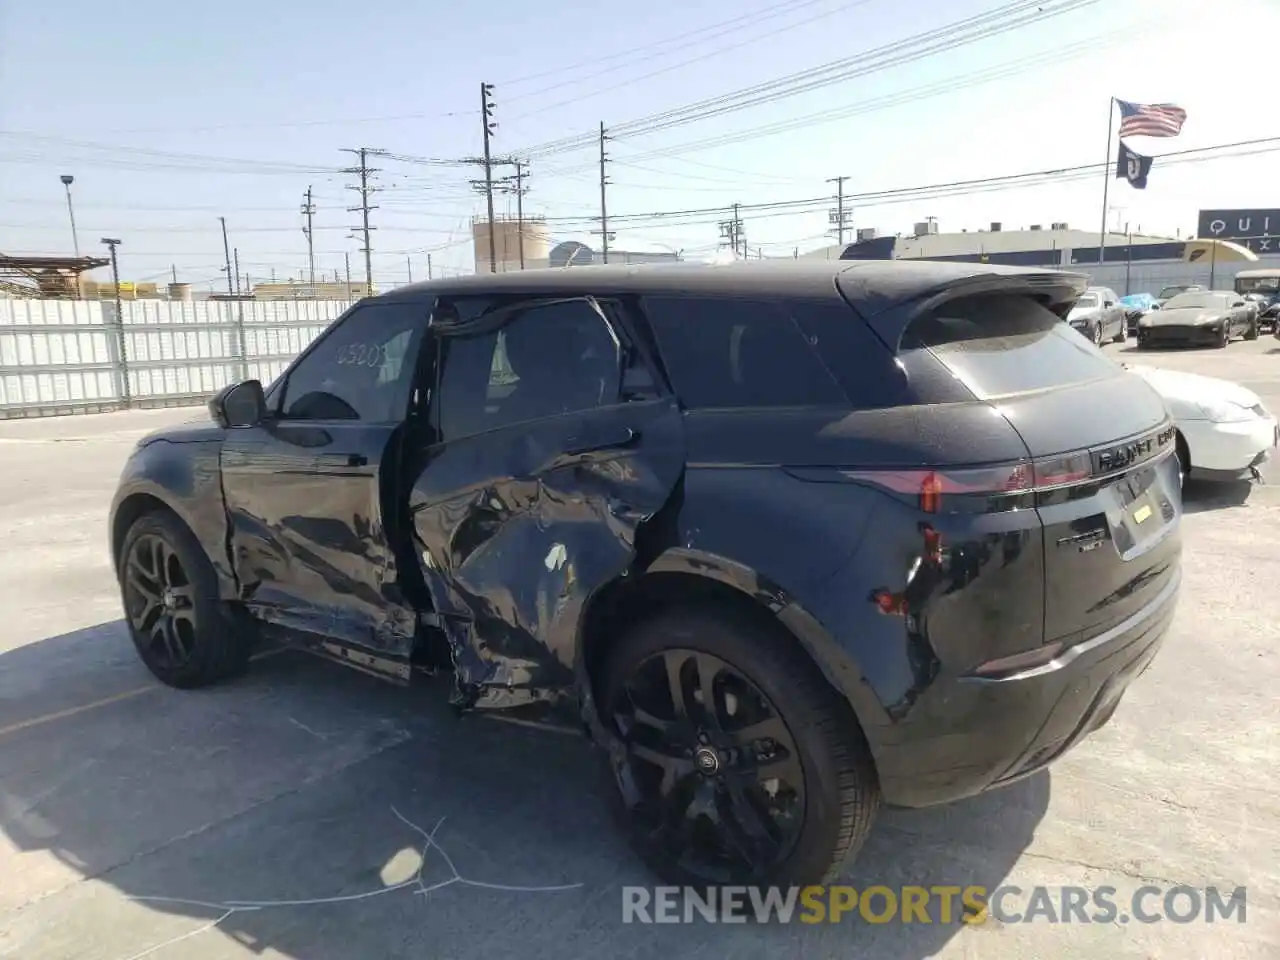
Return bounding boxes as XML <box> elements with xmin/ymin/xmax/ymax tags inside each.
<box><xmin>1163</xmin><ymin>292</ymin><xmax>1228</xmax><ymax>310</ymax></box>
<box><xmin>1235</xmin><ymin>275</ymin><xmax>1280</xmax><ymax>295</ymax></box>
<box><xmin>1075</xmin><ymin>294</ymin><xmax>1100</xmax><ymax>308</ymax></box>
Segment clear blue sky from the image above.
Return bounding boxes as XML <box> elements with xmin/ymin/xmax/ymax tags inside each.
<box><xmin>2</xmin><ymin>0</ymin><xmax>1276</xmax><ymax>289</ymax></box>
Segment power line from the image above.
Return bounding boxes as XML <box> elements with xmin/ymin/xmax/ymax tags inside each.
<box><xmin>504</xmin><ymin>0</ymin><xmax>875</xmax><ymax>119</ymax></box>
<box><xmin>516</xmin><ymin>0</ymin><xmax>1097</xmax><ymax>158</ymax></box>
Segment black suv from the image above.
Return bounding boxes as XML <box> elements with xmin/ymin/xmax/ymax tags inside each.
<box><xmin>110</xmin><ymin>261</ymin><xmax>1182</xmax><ymax>887</ymax></box>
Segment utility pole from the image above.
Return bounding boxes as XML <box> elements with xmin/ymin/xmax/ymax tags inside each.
<box><xmin>344</xmin><ymin>252</ymin><xmax>352</xmax><ymax>296</ymax></box>
<box><xmin>427</xmin><ymin>253</ymin><xmax>433</xmax><ymax>280</ymax></box>
<box><xmin>495</xmin><ymin>160</ymin><xmax>531</xmax><ymax>269</ymax></box>
<box><xmin>218</xmin><ymin>216</ymin><xmax>234</xmax><ymax>295</ymax></box>
<box><xmin>407</xmin><ymin>255</ymin><xmax>413</xmax><ymax>284</ymax></box>
<box><xmin>481</xmin><ymin>82</ymin><xmax>499</xmax><ymax>273</ymax></box>
<box><xmin>301</xmin><ymin>185</ymin><xmax>316</xmax><ymax>290</ymax></box>
<box><xmin>827</xmin><ymin>175</ymin><xmax>850</xmax><ymax>246</ymax></box>
<box><xmin>100</xmin><ymin>237</ymin><xmax>130</xmax><ymax>407</ymax></box>
<box><xmin>60</xmin><ymin>175</ymin><xmax>80</xmax><ymax>256</ymax></box>
<box><xmin>720</xmin><ymin>204</ymin><xmax>746</xmax><ymax>257</ymax></box>
<box><xmin>599</xmin><ymin>123</ymin><xmax>611</xmax><ymax>264</ymax></box>
<box><xmin>341</xmin><ymin>147</ymin><xmax>380</xmax><ymax>292</ymax></box>
<box><xmin>233</xmin><ymin>247</ymin><xmax>242</xmax><ymax>295</ymax></box>
<box><xmin>171</xmin><ymin>264</ymin><xmax>177</xmax><ymax>283</ymax></box>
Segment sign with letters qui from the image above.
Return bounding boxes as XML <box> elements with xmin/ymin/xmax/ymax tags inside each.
<box><xmin>1197</xmin><ymin>208</ymin><xmax>1280</xmax><ymax>254</ymax></box>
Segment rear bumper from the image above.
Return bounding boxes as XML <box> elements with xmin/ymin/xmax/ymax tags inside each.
<box><xmin>1182</xmin><ymin>415</ymin><xmax>1278</xmax><ymax>476</ymax></box>
<box><xmin>875</xmin><ymin>568</ymin><xmax>1180</xmax><ymax>808</ymax></box>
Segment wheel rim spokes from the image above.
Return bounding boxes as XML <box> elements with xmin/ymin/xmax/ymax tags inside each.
<box><xmin>612</xmin><ymin>648</ymin><xmax>806</xmax><ymax>880</ymax></box>
<box><xmin>124</xmin><ymin>534</ymin><xmax>196</xmax><ymax>669</ymax></box>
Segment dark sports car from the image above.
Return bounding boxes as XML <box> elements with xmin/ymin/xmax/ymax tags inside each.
<box><xmin>110</xmin><ymin>261</ymin><xmax>1182</xmax><ymax>887</ymax></box>
<box><xmin>1136</xmin><ymin>290</ymin><xmax>1257</xmax><ymax>349</ymax></box>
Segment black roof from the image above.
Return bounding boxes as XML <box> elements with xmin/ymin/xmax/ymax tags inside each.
<box><xmin>379</xmin><ymin>259</ymin><xmax>1086</xmax><ymax>309</ymax></box>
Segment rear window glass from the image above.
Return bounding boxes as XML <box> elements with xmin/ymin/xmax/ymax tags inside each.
<box><xmin>643</xmin><ymin>296</ymin><xmax>848</xmax><ymax>409</ymax></box>
<box><xmin>901</xmin><ymin>293</ymin><xmax>1120</xmax><ymax>400</ymax></box>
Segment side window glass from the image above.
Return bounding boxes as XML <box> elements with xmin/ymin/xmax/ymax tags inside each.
<box><xmin>643</xmin><ymin>296</ymin><xmax>848</xmax><ymax>409</ymax></box>
<box><xmin>279</xmin><ymin>302</ymin><xmax>426</xmax><ymax>422</ymax></box>
<box><xmin>435</xmin><ymin>299</ymin><xmax>621</xmax><ymax>442</ymax></box>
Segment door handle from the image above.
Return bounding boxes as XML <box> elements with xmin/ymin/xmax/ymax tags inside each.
<box><xmin>564</xmin><ymin>428</ymin><xmax>639</xmax><ymax>457</ymax></box>
<box><xmin>317</xmin><ymin>452</ymin><xmax>368</xmax><ymax>468</ymax></box>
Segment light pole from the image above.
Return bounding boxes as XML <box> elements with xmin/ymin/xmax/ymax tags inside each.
<box><xmin>61</xmin><ymin>175</ymin><xmax>80</xmax><ymax>256</ymax></box>
<box><xmin>101</xmin><ymin>237</ymin><xmax>130</xmax><ymax>407</ymax></box>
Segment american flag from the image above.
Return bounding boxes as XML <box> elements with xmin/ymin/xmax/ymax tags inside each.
<box><xmin>1116</xmin><ymin>99</ymin><xmax>1187</xmax><ymax>138</ymax></box>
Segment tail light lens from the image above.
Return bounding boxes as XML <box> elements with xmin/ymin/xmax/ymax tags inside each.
<box><xmin>839</xmin><ymin>452</ymin><xmax>1093</xmax><ymax>513</ymax></box>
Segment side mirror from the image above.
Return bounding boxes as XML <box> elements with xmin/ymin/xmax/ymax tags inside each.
<box><xmin>1150</xmin><ymin>303</ymin><xmax>1161</xmax><ymax>310</ymax></box>
<box><xmin>209</xmin><ymin>379</ymin><xmax>267</xmax><ymax>428</ymax></box>
<box><xmin>1232</xmin><ymin>301</ymin><xmax>1245</xmax><ymax>308</ymax></box>
<box><xmin>1104</xmin><ymin>300</ymin><xmax>1115</xmax><ymax>307</ymax></box>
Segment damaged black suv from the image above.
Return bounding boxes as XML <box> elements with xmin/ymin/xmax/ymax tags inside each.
<box><xmin>110</xmin><ymin>261</ymin><xmax>1182</xmax><ymax>887</ymax></box>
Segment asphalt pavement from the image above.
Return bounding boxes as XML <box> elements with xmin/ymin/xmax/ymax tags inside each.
<box><xmin>0</xmin><ymin>337</ymin><xmax>1277</xmax><ymax>959</ymax></box>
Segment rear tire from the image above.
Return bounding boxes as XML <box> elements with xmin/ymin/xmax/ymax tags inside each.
<box><xmin>598</xmin><ymin>606</ymin><xmax>880</xmax><ymax>887</ymax></box>
<box><xmin>1245</xmin><ymin>320</ymin><xmax>1259</xmax><ymax>341</ymax></box>
<box><xmin>1175</xmin><ymin>432</ymin><xmax>1191</xmax><ymax>487</ymax></box>
<box><xmin>118</xmin><ymin>511</ymin><xmax>250</xmax><ymax>688</ymax></box>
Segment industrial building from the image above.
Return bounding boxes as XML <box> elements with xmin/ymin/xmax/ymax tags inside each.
<box><xmin>470</xmin><ymin>216</ymin><xmax>680</xmax><ymax>272</ymax></box>
<box><xmin>795</xmin><ymin>215</ymin><xmax>1275</xmax><ymax>295</ymax></box>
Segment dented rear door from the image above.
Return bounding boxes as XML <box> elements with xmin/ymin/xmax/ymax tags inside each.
<box><xmin>408</xmin><ymin>295</ymin><xmax>684</xmax><ymax>708</ymax></box>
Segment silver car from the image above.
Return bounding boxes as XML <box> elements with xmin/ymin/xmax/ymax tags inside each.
<box><xmin>1065</xmin><ymin>286</ymin><xmax>1126</xmax><ymax>345</ymax></box>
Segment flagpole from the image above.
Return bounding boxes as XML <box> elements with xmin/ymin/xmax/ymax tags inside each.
<box><xmin>1098</xmin><ymin>97</ymin><xmax>1115</xmax><ymax>265</ymax></box>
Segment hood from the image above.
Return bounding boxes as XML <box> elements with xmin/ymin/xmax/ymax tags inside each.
<box><xmin>1142</xmin><ymin>306</ymin><xmax>1223</xmax><ymax>327</ymax></box>
<box><xmin>1125</xmin><ymin>364</ymin><xmax>1262</xmax><ymax>410</ymax></box>
<box><xmin>1066</xmin><ymin>304</ymin><xmax>1099</xmax><ymax>323</ymax></box>
<box><xmin>136</xmin><ymin>419</ymin><xmax>223</xmax><ymax>449</ymax></box>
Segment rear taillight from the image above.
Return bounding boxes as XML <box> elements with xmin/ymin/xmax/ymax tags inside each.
<box><xmin>840</xmin><ymin>453</ymin><xmax>1093</xmax><ymax>513</ymax></box>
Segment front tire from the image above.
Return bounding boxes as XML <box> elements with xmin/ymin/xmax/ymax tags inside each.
<box><xmin>599</xmin><ymin>606</ymin><xmax>879</xmax><ymax>887</ymax></box>
<box><xmin>1093</xmin><ymin>322</ymin><xmax>1103</xmax><ymax>347</ymax></box>
<box><xmin>1245</xmin><ymin>319</ymin><xmax>1259</xmax><ymax>341</ymax></box>
<box><xmin>118</xmin><ymin>511</ymin><xmax>250</xmax><ymax>688</ymax></box>
<box><xmin>1217</xmin><ymin>324</ymin><xmax>1230</xmax><ymax>348</ymax></box>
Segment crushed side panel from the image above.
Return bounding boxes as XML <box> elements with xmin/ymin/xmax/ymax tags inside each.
<box><xmin>409</xmin><ymin>398</ymin><xmax>685</xmax><ymax>709</ymax></box>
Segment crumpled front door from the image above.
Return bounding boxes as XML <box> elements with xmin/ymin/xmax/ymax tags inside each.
<box><xmin>409</xmin><ymin>397</ymin><xmax>684</xmax><ymax>709</ymax></box>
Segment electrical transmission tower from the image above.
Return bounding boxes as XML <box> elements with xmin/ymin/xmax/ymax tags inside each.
<box><xmin>341</xmin><ymin>147</ymin><xmax>381</xmax><ymax>292</ymax></box>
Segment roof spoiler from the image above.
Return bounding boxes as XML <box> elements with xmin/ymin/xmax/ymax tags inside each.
<box><xmin>836</xmin><ymin>269</ymin><xmax>1090</xmax><ymax>353</ymax></box>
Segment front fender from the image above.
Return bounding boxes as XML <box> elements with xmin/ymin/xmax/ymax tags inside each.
<box><xmin>110</xmin><ymin>438</ymin><xmax>236</xmax><ymax>599</ymax></box>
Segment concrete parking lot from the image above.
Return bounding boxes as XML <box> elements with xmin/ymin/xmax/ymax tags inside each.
<box><xmin>0</xmin><ymin>337</ymin><xmax>1277</xmax><ymax>959</ymax></box>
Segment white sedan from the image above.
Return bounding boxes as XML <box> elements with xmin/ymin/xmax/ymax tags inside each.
<box><xmin>1126</xmin><ymin>364</ymin><xmax>1278</xmax><ymax>481</ymax></box>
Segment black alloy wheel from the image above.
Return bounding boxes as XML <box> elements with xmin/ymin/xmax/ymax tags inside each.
<box><xmin>612</xmin><ymin>648</ymin><xmax>805</xmax><ymax>882</ymax></box>
<box><xmin>118</xmin><ymin>511</ymin><xmax>250</xmax><ymax>687</ymax></box>
<box><xmin>124</xmin><ymin>531</ymin><xmax>198</xmax><ymax>671</ymax></box>
<box><xmin>601</xmin><ymin>609</ymin><xmax>879</xmax><ymax>887</ymax></box>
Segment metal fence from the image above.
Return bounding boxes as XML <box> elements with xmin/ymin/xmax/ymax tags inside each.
<box><xmin>0</xmin><ymin>298</ymin><xmax>352</xmax><ymax>419</ymax></box>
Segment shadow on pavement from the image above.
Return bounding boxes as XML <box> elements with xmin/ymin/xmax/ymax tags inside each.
<box><xmin>1181</xmin><ymin>478</ymin><xmax>1259</xmax><ymax>514</ymax></box>
<box><xmin>0</xmin><ymin>621</ymin><xmax>1049</xmax><ymax>959</ymax></box>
